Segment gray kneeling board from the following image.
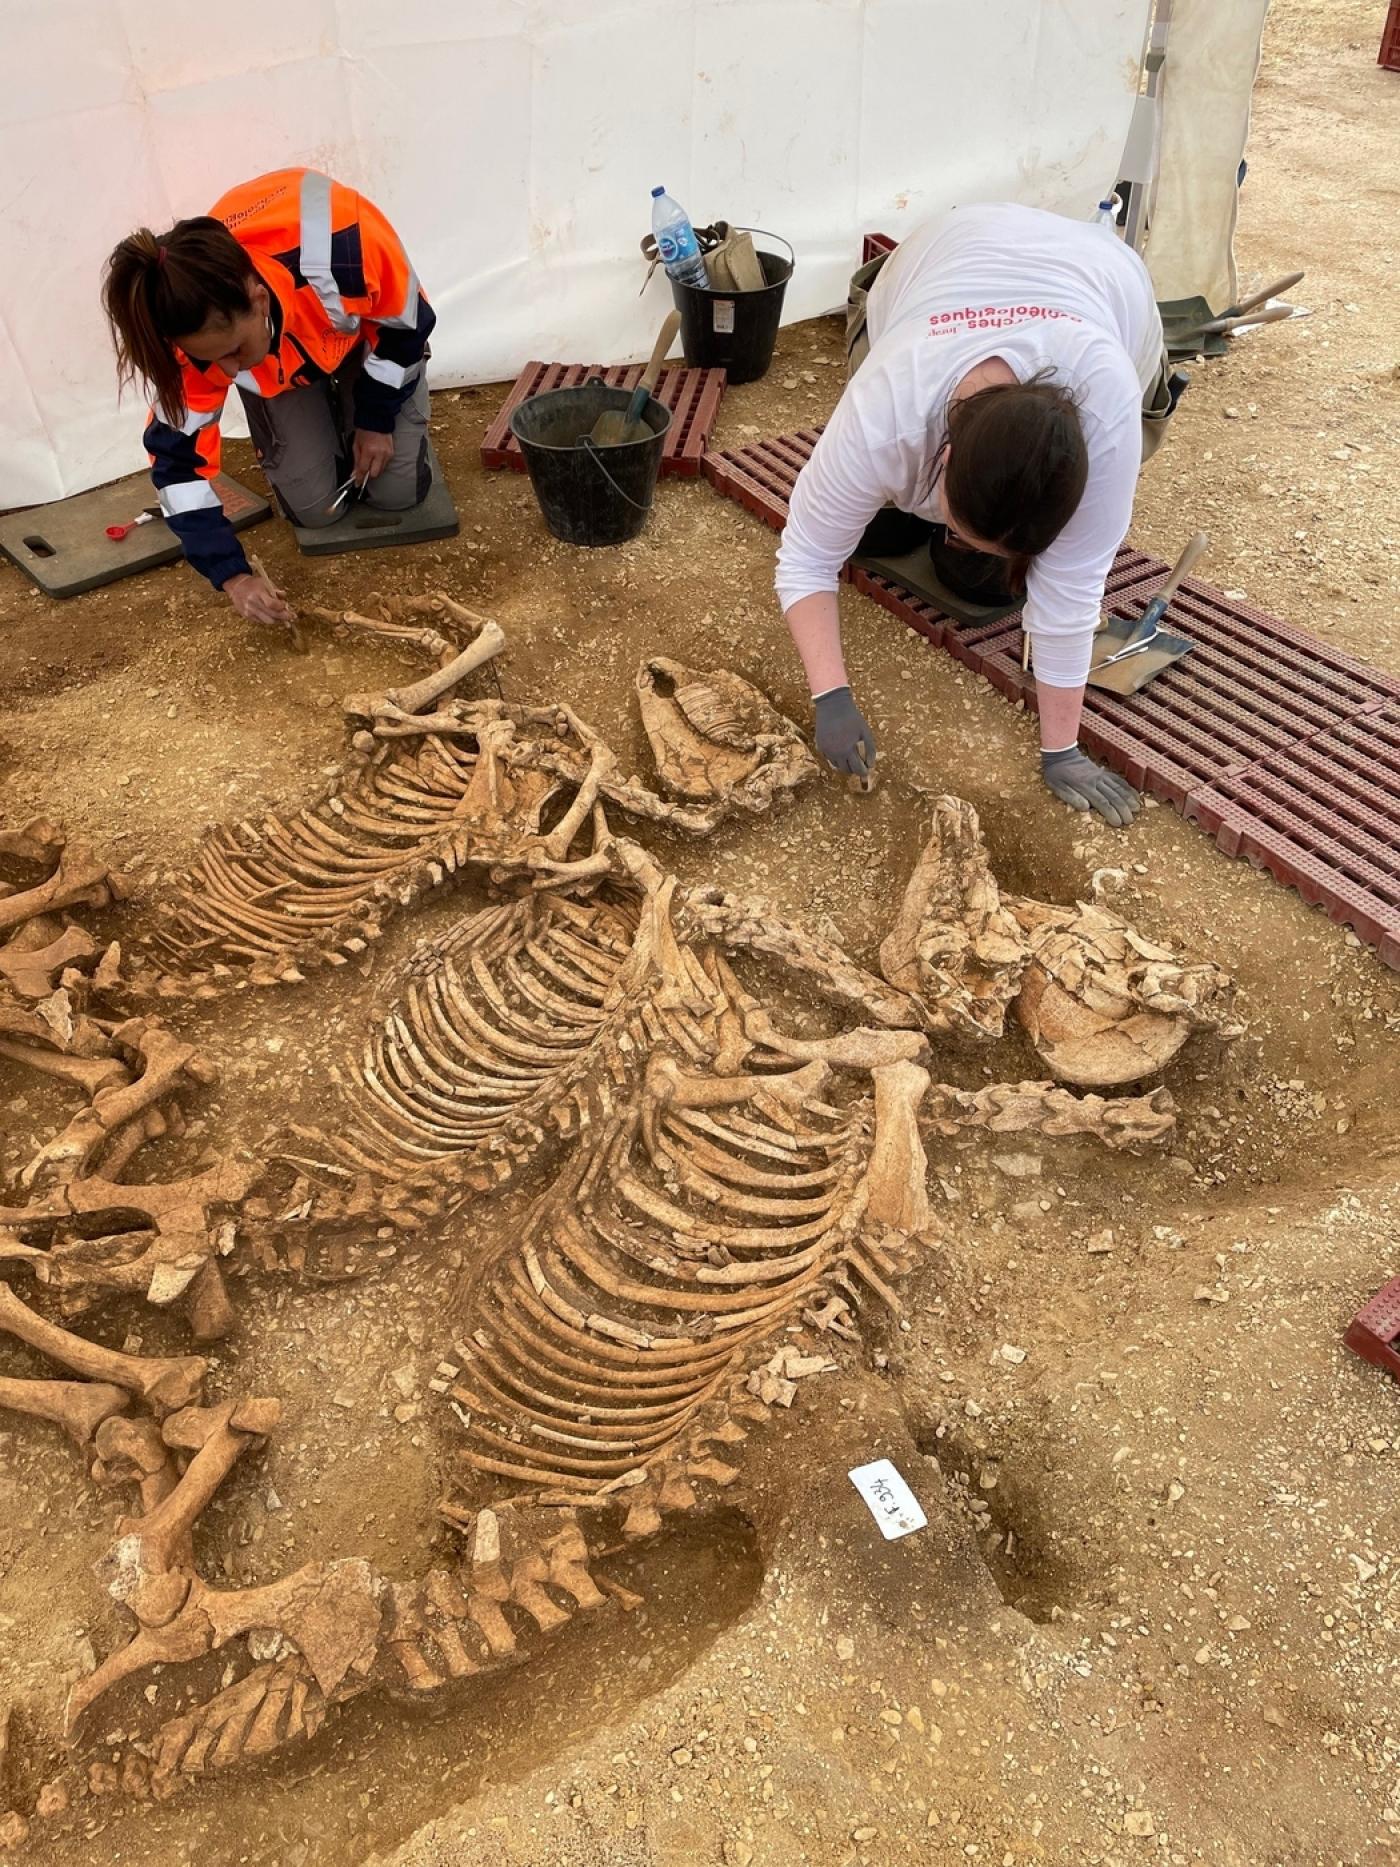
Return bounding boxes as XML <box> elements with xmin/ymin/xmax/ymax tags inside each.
<box><xmin>0</xmin><ymin>471</ymin><xmax>271</xmax><ymax>599</ymax></box>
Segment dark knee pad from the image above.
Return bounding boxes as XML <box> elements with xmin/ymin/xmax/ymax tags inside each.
<box><xmin>858</xmin><ymin>506</ymin><xmax>936</xmax><ymax>557</ymax></box>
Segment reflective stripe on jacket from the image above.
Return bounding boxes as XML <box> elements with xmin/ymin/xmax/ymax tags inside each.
<box><xmin>144</xmin><ymin>168</ymin><xmax>436</xmax><ymax>589</ymax></box>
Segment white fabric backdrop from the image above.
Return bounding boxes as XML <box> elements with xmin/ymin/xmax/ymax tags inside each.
<box><xmin>1143</xmin><ymin>0</ymin><xmax>1271</xmax><ymax>311</ymax></box>
<box><xmin>0</xmin><ymin>0</ymin><xmax>1152</xmax><ymax>508</ymax></box>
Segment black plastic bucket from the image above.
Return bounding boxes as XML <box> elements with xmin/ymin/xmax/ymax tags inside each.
<box><xmin>670</xmin><ymin>230</ymin><xmax>794</xmax><ymax>385</ymax></box>
<box><xmin>509</xmin><ymin>379</ymin><xmax>671</xmax><ymax>546</ymax></box>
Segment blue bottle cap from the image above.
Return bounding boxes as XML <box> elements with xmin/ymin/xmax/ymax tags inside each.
<box><xmin>652</xmin><ymin>185</ymin><xmax>665</xmax><ymax>197</ymax></box>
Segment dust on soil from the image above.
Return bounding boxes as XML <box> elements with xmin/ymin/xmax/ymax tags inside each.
<box><xmin>2</xmin><ymin>1</ymin><xmax>1399</xmax><ymax>1861</ymax></box>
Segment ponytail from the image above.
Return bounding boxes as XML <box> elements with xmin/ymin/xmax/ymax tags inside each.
<box><xmin>101</xmin><ymin>217</ymin><xmax>255</xmax><ymax>422</ymax></box>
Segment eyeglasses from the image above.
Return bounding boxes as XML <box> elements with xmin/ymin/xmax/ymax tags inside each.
<box><xmin>930</xmin><ymin>442</ymin><xmax>1009</xmax><ymax>558</ymax></box>
<box><xmin>929</xmin><ymin>446</ymin><xmax>975</xmax><ymax>551</ymax></box>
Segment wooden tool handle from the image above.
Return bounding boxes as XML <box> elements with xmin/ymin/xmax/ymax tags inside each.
<box><xmin>640</xmin><ymin>311</ymin><xmax>682</xmax><ymax>395</ymax></box>
<box><xmin>1158</xmin><ymin>531</ymin><xmax>1210</xmax><ymax>605</ymax></box>
<box><xmin>1218</xmin><ymin>303</ymin><xmax>1295</xmax><ymax>336</ymax></box>
<box><xmin>1229</xmin><ymin>270</ymin><xmax>1305</xmax><ymax>320</ymax></box>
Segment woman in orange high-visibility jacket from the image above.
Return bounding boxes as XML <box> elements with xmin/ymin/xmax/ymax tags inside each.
<box><xmin>102</xmin><ymin>169</ymin><xmax>436</xmax><ymax>628</ymax></box>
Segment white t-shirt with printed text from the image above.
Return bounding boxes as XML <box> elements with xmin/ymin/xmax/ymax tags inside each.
<box><xmin>775</xmin><ymin>203</ymin><xmax>1164</xmax><ymax>686</ymax></box>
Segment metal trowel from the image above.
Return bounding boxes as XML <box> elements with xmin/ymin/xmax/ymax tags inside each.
<box><xmin>1086</xmin><ymin>531</ymin><xmax>1207</xmax><ymax>695</ymax></box>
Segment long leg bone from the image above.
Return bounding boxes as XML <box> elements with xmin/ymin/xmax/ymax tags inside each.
<box><xmin>20</xmin><ymin>1020</ymin><xmax>218</xmax><ymax>1190</ymax></box>
<box><xmin>344</xmin><ymin>621</ymin><xmax>507</xmax><ymax>735</ymax></box>
<box><xmin>0</xmin><ymin>1375</ymin><xmax>128</xmax><ymax>1446</ymax></box>
<box><xmin>68</xmin><ymin>1398</ymin><xmax>281</xmax><ymax>1731</ymax></box>
<box><xmin>0</xmin><ymin>1038</ymin><xmax>130</xmax><ymax>1096</ymax></box>
<box><xmin>0</xmin><ymin>837</ymin><xmax>127</xmax><ymax>936</ymax></box>
<box><xmin>0</xmin><ymin>1284</ymin><xmax>206</xmax><ymax>1415</ymax></box>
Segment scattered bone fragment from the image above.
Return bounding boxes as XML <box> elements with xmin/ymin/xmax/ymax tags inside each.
<box><xmin>746</xmin><ymin>1344</ymin><xmax>838</xmax><ymax>1409</ymax></box>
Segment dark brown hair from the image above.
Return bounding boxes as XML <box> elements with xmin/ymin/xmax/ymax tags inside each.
<box><xmin>941</xmin><ymin>376</ymin><xmax>1089</xmax><ymax>593</ymax></box>
<box><xmin>101</xmin><ymin>217</ymin><xmax>255</xmax><ymax>421</ymax></box>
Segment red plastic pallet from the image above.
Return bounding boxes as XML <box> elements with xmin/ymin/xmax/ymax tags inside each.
<box><xmin>1185</xmin><ymin>702</ymin><xmax>1400</xmax><ymax>967</ymax></box>
<box><xmin>1345</xmin><ymin>1275</ymin><xmax>1400</xmax><ymax>1379</ymax></box>
<box><xmin>1382</xmin><ymin>1</ymin><xmax>1400</xmax><ymax>70</ymax></box>
<box><xmin>702</xmin><ymin>426</ymin><xmax>1400</xmax><ymax>968</ymax></box>
<box><xmin>481</xmin><ymin>361</ymin><xmax>727</xmax><ymax>477</ymax></box>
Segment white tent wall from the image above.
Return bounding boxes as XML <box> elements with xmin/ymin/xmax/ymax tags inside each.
<box><xmin>0</xmin><ymin>0</ymin><xmax>1153</xmax><ymax>510</ymax></box>
<box><xmin>1142</xmin><ymin>0</ymin><xmax>1271</xmax><ymax>312</ymax></box>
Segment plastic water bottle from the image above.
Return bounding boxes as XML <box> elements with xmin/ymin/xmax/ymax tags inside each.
<box><xmin>1093</xmin><ymin>193</ymin><xmax>1122</xmax><ymax>229</ymax></box>
<box><xmin>651</xmin><ymin>187</ymin><xmax>709</xmax><ymax>289</ymax></box>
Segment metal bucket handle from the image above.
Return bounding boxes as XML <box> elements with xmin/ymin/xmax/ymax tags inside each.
<box><xmin>577</xmin><ymin>380</ymin><xmax>658</xmax><ymax>512</ymax></box>
<box><xmin>579</xmin><ymin>439</ymin><xmax>655</xmax><ymax>512</ymax></box>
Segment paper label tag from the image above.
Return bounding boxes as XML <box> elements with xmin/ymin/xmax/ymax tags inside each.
<box><xmin>848</xmin><ymin>1459</ymin><xmax>927</xmax><ymax>1540</ymax></box>
<box><xmin>712</xmin><ymin>298</ymin><xmax>736</xmax><ymax>335</ymax></box>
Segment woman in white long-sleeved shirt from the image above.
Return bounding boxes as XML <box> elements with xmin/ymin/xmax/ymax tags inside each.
<box><xmin>777</xmin><ymin>202</ymin><xmax>1177</xmax><ymax>826</ymax></box>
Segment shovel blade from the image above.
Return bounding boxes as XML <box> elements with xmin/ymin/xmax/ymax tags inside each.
<box><xmin>585</xmin><ymin>413</ymin><xmax>646</xmax><ymax>448</ymax></box>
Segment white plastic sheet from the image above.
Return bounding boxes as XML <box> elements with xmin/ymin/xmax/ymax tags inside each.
<box><xmin>1143</xmin><ymin>0</ymin><xmax>1271</xmax><ymax>313</ymax></box>
<box><xmin>0</xmin><ymin>0</ymin><xmax>1151</xmax><ymax>508</ymax></box>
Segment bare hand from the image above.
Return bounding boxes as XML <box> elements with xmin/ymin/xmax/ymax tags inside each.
<box><xmin>352</xmin><ymin>429</ymin><xmax>395</xmax><ymax>482</ymax></box>
<box><xmin>224</xmin><ymin>571</ymin><xmax>295</xmax><ymax>628</ymax></box>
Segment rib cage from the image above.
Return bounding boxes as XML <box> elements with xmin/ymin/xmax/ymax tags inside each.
<box><xmin>147</xmin><ymin>668</ymin><xmax>817</xmax><ymax>997</ymax></box>
<box><xmin>333</xmin><ymin>891</ymin><xmax>643</xmax><ymax>1182</ymax></box>
<box><xmin>151</xmin><ymin>734</ymin><xmax>528</xmax><ymax>985</ymax></box>
<box><xmin>445</xmin><ymin>1051</ymin><xmax>873</xmax><ymax>1496</ymax></box>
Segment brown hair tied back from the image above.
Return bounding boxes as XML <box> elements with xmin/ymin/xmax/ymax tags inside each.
<box><xmin>101</xmin><ymin>216</ymin><xmax>255</xmax><ymax>422</ymax></box>
<box><xmin>941</xmin><ymin>373</ymin><xmax>1089</xmax><ymax>594</ymax></box>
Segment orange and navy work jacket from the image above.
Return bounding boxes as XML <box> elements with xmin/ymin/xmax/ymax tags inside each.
<box><xmin>144</xmin><ymin>168</ymin><xmax>435</xmax><ymax>589</ymax></box>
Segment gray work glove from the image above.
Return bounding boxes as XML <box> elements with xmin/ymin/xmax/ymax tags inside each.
<box><xmin>813</xmin><ymin>686</ymin><xmax>876</xmax><ymax>778</ymax></box>
<box><xmin>1040</xmin><ymin>745</ymin><xmax>1141</xmax><ymax>827</ymax></box>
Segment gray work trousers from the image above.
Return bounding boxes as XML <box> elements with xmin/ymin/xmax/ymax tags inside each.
<box><xmin>238</xmin><ymin>347</ymin><xmax>432</xmax><ymax>528</ymax></box>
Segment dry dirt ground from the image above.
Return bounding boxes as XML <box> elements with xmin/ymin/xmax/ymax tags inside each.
<box><xmin>2</xmin><ymin>1</ymin><xmax>1399</xmax><ymax>1862</ymax></box>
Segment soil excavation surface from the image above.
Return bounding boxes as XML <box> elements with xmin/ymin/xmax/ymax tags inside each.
<box><xmin>1</xmin><ymin>3</ymin><xmax>1398</xmax><ymax>1862</ymax></box>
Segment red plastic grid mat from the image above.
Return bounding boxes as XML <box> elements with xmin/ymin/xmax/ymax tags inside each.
<box><xmin>1382</xmin><ymin>0</ymin><xmax>1400</xmax><ymax>70</ymax></box>
<box><xmin>861</xmin><ymin>232</ymin><xmax>897</xmax><ymax>265</ymax></box>
<box><xmin>702</xmin><ymin>427</ymin><xmax>1400</xmax><ymax>968</ymax></box>
<box><xmin>1345</xmin><ymin>1273</ymin><xmax>1400</xmax><ymax>1380</ymax></box>
<box><xmin>481</xmin><ymin>361</ymin><xmax>727</xmax><ymax>477</ymax></box>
